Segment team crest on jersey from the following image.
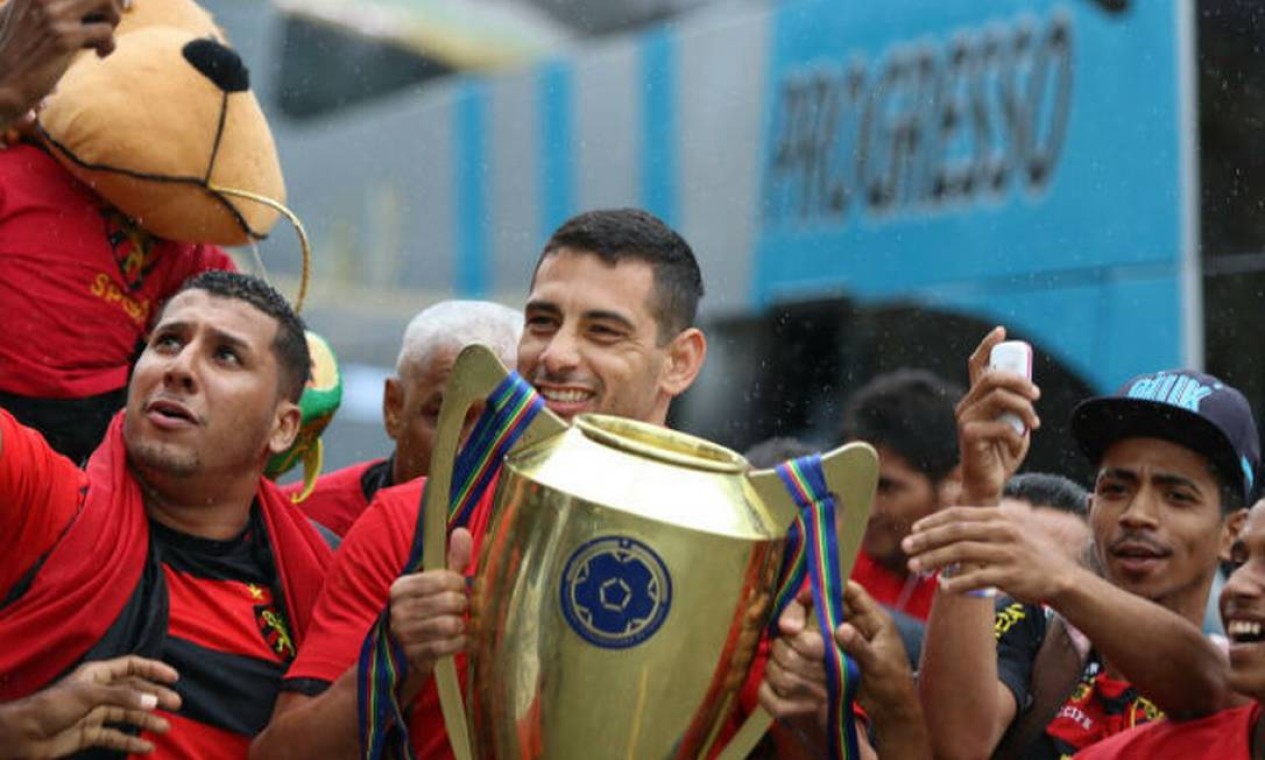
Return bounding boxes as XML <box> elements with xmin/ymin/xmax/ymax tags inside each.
<box><xmin>101</xmin><ymin>207</ymin><xmax>158</xmax><ymax>291</ymax></box>
<box><xmin>254</xmin><ymin>604</ymin><xmax>296</xmax><ymax>661</ymax></box>
<box><xmin>1070</xmin><ymin>680</ymin><xmax>1092</xmax><ymax>703</ymax></box>
<box><xmin>1131</xmin><ymin>696</ymin><xmax>1162</xmax><ymax>724</ymax></box>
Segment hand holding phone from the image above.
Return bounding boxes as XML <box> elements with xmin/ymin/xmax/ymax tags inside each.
<box><xmin>989</xmin><ymin>340</ymin><xmax>1033</xmax><ymax>435</ymax></box>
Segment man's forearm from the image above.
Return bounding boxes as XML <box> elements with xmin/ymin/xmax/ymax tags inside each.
<box><xmin>867</xmin><ymin>695</ymin><xmax>932</xmax><ymax>760</ymax></box>
<box><xmin>1050</xmin><ymin>570</ymin><xmax>1235</xmax><ymax>718</ymax></box>
<box><xmin>918</xmin><ymin>591</ymin><xmax>1011</xmax><ymax>760</ymax></box>
<box><xmin>252</xmin><ymin>665</ymin><xmax>435</xmax><ymax>760</ymax></box>
<box><xmin>250</xmin><ymin>674</ymin><xmax>361</xmax><ymax>760</ymax></box>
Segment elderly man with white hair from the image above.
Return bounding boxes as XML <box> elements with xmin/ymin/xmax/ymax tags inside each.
<box><xmin>288</xmin><ymin>300</ymin><xmax>521</xmax><ymax>537</ymax></box>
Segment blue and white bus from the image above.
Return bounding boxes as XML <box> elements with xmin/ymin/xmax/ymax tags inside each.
<box><xmin>219</xmin><ymin>0</ymin><xmax>1222</xmax><ymax>478</ymax></box>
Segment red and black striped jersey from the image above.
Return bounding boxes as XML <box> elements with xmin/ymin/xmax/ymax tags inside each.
<box><xmin>79</xmin><ymin>512</ymin><xmax>297</xmax><ymax>758</ymax></box>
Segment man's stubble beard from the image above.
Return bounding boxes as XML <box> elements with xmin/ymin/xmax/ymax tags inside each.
<box><xmin>126</xmin><ymin>437</ymin><xmax>201</xmax><ymax>479</ymax></box>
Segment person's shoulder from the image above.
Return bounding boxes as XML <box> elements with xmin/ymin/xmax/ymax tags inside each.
<box><xmin>0</xmin><ymin>142</ymin><xmax>56</xmax><ymax>174</ymax></box>
<box><xmin>300</xmin><ymin>480</ymin><xmax>418</xmax><ymax>584</ymax></box>
<box><xmin>289</xmin><ymin>459</ymin><xmax>382</xmax><ymax>497</ymax></box>
<box><xmin>0</xmin><ymin>143</ymin><xmax>88</xmax><ymax>201</ymax></box>
<box><xmin>0</xmin><ymin>407</ymin><xmax>81</xmax><ymax>479</ymax></box>
<box><xmin>371</xmin><ymin>478</ymin><xmax>425</xmax><ymax>518</ymax></box>
<box><xmin>334</xmin><ymin>477</ymin><xmax>427</xmax><ymax>560</ymax></box>
<box><xmin>293</xmin><ymin>458</ymin><xmax>393</xmax><ymax>536</ymax></box>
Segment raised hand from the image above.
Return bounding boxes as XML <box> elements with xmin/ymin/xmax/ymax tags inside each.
<box><xmin>834</xmin><ymin>582</ymin><xmax>916</xmax><ymax>717</ymax></box>
<box><xmin>835</xmin><ymin>581</ymin><xmax>930</xmax><ymax>760</ymax></box>
<box><xmin>904</xmin><ymin>506</ymin><xmax>1076</xmax><ymax>603</ymax></box>
<box><xmin>956</xmin><ymin>327</ymin><xmax>1041</xmax><ymax>505</ymax></box>
<box><xmin>0</xmin><ymin>0</ymin><xmax>127</xmax><ymax>127</ymax></box>
<box><xmin>0</xmin><ymin>655</ymin><xmax>181</xmax><ymax>759</ymax></box>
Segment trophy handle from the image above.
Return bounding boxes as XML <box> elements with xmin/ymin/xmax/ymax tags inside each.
<box><xmin>421</xmin><ymin>344</ymin><xmax>566</xmax><ymax>760</ymax></box>
<box><xmin>717</xmin><ymin>441</ymin><xmax>878</xmax><ymax>760</ymax></box>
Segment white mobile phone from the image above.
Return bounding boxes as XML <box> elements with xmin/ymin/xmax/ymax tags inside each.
<box><xmin>989</xmin><ymin>340</ymin><xmax>1033</xmax><ymax>434</ymax></box>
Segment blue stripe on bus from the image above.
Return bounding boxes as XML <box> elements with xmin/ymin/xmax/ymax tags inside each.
<box><xmin>641</xmin><ymin>28</ymin><xmax>678</xmax><ymax>226</ymax></box>
<box><xmin>538</xmin><ymin>59</ymin><xmax>575</xmax><ymax>239</ymax></box>
<box><xmin>455</xmin><ymin>79</ymin><xmax>489</xmax><ymax>296</ymax></box>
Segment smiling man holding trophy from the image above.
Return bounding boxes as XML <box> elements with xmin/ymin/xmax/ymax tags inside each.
<box><xmin>252</xmin><ymin>208</ymin><xmax>878</xmax><ymax>760</ymax></box>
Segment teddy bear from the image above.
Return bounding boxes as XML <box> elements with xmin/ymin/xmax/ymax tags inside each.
<box><xmin>36</xmin><ymin>0</ymin><xmax>285</xmax><ymax>244</ymax></box>
<box><xmin>0</xmin><ymin>0</ymin><xmax>333</xmax><ymax>469</ymax></box>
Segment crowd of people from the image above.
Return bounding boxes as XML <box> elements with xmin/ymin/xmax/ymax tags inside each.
<box><xmin>5</xmin><ymin>1</ymin><xmax>1265</xmax><ymax>759</ymax></box>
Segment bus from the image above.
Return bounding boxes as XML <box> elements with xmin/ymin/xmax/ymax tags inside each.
<box><xmin>213</xmin><ymin>0</ymin><xmax>1260</xmax><ymax>481</ymax></box>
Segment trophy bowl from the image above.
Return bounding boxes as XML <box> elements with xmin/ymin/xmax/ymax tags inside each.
<box><xmin>467</xmin><ymin>414</ymin><xmax>789</xmax><ymax>759</ymax></box>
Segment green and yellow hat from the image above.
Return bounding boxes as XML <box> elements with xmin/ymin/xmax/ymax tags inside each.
<box><xmin>266</xmin><ymin>330</ymin><xmax>343</xmax><ymax>501</ymax></box>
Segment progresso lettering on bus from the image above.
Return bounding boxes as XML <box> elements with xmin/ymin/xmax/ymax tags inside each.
<box><xmin>763</xmin><ymin>10</ymin><xmax>1073</xmax><ymax>226</ymax></box>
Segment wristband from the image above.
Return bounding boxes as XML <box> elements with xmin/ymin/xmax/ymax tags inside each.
<box><xmin>941</xmin><ymin>563</ymin><xmax>997</xmax><ymax>598</ymax></box>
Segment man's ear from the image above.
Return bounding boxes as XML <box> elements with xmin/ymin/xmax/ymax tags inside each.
<box><xmin>660</xmin><ymin>327</ymin><xmax>707</xmax><ymax>398</ymax></box>
<box><xmin>267</xmin><ymin>401</ymin><xmax>302</xmax><ymax>456</ymax></box>
<box><xmin>383</xmin><ymin>377</ymin><xmax>403</xmax><ymax>441</ymax></box>
<box><xmin>1221</xmin><ymin>507</ymin><xmax>1250</xmax><ymax>561</ymax></box>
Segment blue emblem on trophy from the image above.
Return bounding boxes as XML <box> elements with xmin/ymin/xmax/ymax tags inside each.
<box><xmin>561</xmin><ymin>535</ymin><xmax>672</xmax><ymax>649</ymax></box>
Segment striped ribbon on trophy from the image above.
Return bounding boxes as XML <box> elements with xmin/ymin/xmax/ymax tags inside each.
<box><xmin>358</xmin><ymin>373</ymin><xmax>545</xmax><ymax>760</ymax></box>
<box><xmin>772</xmin><ymin>454</ymin><xmax>861</xmax><ymax>760</ymax></box>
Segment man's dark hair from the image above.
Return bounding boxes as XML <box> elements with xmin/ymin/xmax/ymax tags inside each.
<box><xmin>1220</xmin><ymin>480</ymin><xmax>1246</xmax><ymax>514</ymax></box>
<box><xmin>170</xmin><ymin>271</ymin><xmax>310</xmax><ymax>402</ymax></box>
<box><xmin>535</xmin><ymin>208</ymin><xmax>704</xmax><ymax>342</ymax></box>
<box><xmin>1003</xmin><ymin>472</ymin><xmax>1090</xmax><ymax>516</ymax></box>
<box><xmin>1187</xmin><ymin>464</ymin><xmax>1244</xmax><ymax>516</ymax></box>
<box><xmin>841</xmin><ymin>369</ymin><xmax>963</xmax><ymax>483</ymax></box>
<box><xmin>743</xmin><ymin>436</ymin><xmax>817</xmax><ymax>470</ymax></box>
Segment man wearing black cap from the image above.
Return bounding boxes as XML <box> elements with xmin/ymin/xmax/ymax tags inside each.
<box><xmin>902</xmin><ymin>328</ymin><xmax>1255</xmax><ymax>760</ymax></box>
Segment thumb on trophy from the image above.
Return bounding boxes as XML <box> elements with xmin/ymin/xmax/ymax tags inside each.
<box><xmin>448</xmin><ymin>527</ymin><xmax>473</xmax><ymax>577</ymax></box>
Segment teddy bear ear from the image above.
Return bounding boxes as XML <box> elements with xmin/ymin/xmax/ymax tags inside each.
<box><xmin>36</xmin><ymin>5</ymin><xmax>285</xmax><ymax>246</ymax></box>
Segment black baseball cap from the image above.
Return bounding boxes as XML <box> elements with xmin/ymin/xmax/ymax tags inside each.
<box><xmin>1071</xmin><ymin>369</ymin><xmax>1261</xmax><ymax>505</ymax></box>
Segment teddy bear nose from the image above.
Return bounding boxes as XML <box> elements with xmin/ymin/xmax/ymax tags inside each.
<box><xmin>182</xmin><ymin>38</ymin><xmax>250</xmax><ymax>94</ymax></box>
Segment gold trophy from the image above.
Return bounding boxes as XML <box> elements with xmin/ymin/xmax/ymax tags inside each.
<box><xmin>423</xmin><ymin>346</ymin><xmax>877</xmax><ymax>759</ymax></box>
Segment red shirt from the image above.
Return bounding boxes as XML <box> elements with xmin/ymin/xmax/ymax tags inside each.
<box><xmin>285</xmin><ymin>478</ymin><xmax>496</xmax><ymax>759</ymax></box>
<box><xmin>1046</xmin><ymin>666</ymin><xmax>1164</xmax><ymax>756</ymax></box>
<box><xmin>0</xmin><ymin>143</ymin><xmax>234</xmax><ymax>398</ymax></box>
<box><xmin>0</xmin><ymin>410</ymin><xmax>86</xmax><ymax>599</ymax></box>
<box><xmin>284</xmin><ymin>458</ymin><xmax>389</xmax><ymax>537</ymax></box>
<box><xmin>849</xmin><ymin>547</ymin><xmax>937</xmax><ymax>620</ymax></box>
<box><xmin>1074</xmin><ymin>702</ymin><xmax>1259</xmax><ymax>759</ymax></box>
